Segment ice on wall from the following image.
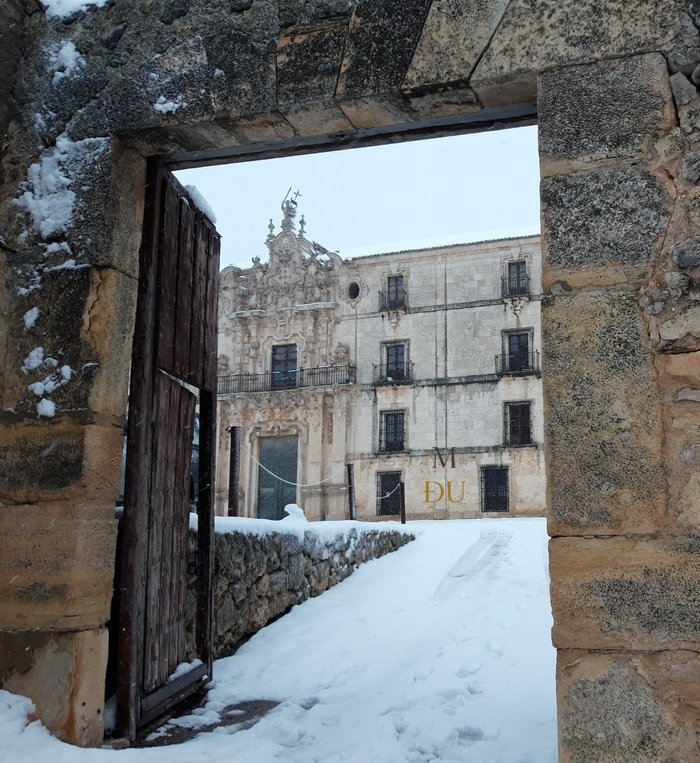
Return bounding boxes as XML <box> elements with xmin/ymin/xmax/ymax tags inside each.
<box><xmin>42</xmin><ymin>0</ymin><xmax>108</xmax><ymax>19</ymax></box>
<box><xmin>185</xmin><ymin>185</ymin><xmax>217</xmax><ymax>224</ymax></box>
<box><xmin>14</xmin><ymin>133</ymin><xmax>108</xmax><ymax>240</ymax></box>
<box><xmin>47</xmin><ymin>41</ymin><xmax>85</xmax><ymax>85</ymax></box>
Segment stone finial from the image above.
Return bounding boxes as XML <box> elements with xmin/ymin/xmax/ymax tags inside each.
<box><xmin>299</xmin><ymin>214</ymin><xmax>306</xmax><ymax>237</ymax></box>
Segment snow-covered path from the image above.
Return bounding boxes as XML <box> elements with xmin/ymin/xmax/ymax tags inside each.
<box><xmin>2</xmin><ymin>518</ymin><xmax>557</xmax><ymax>762</ymax></box>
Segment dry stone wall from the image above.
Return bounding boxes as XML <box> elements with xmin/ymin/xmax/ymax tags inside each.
<box><xmin>189</xmin><ymin>521</ymin><xmax>413</xmax><ymax>659</ymax></box>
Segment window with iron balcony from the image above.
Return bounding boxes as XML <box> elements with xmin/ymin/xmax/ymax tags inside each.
<box><xmin>502</xmin><ymin>261</ymin><xmax>529</xmax><ymax>298</ymax></box>
<box><xmin>379</xmin><ymin>274</ymin><xmax>407</xmax><ymax>311</ymax></box>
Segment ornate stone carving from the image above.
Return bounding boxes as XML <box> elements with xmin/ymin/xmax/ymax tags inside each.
<box><xmin>219</xmin><ymin>195</ymin><xmax>345</xmax><ymax>313</ymax></box>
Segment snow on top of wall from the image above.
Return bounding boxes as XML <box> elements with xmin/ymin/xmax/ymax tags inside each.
<box><xmin>47</xmin><ymin>41</ymin><xmax>85</xmax><ymax>85</ymax></box>
<box><xmin>42</xmin><ymin>0</ymin><xmax>109</xmax><ymax>19</ymax></box>
<box><xmin>185</xmin><ymin>185</ymin><xmax>217</xmax><ymax>224</ymax></box>
<box><xmin>189</xmin><ymin>513</ymin><xmax>414</xmax><ymax>541</ymax></box>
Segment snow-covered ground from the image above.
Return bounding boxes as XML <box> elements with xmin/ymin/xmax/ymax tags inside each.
<box><xmin>2</xmin><ymin>518</ymin><xmax>557</xmax><ymax>762</ymax></box>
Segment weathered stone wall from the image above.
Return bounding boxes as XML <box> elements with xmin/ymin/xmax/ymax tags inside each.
<box><xmin>190</xmin><ymin>522</ymin><xmax>413</xmax><ymax>659</ymax></box>
<box><xmin>0</xmin><ymin>0</ymin><xmax>698</xmax><ymax>751</ymax></box>
<box><xmin>540</xmin><ymin>51</ymin><xmax>700</xmax><ymax>761</ymax></box>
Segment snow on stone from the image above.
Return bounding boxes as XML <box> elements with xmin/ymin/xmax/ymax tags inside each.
<box><xmin>44</xmin><ymin>242</ymin><xmax>72</xmax><ymax>256</ymax></box>
<box><xmin>36</xmin><ymin>399</ymin><xmax>56</xmax><ymax>418</ymax></box>
<box><xmin>281</xmin><ymin>503</ymin><xmax>308</xmax><ymax>523</ymax></box>
<box><xmin>47</xmin><ymin>41</ymin><xmax>85</xmax><ymax>85</ymax></box>
<box><xmin>28</xmin><ymin>366</ymin><xmax>73</xmax><ymax>397</ymax></box>
<box><xmin>44</xmin><ymin>259</ymin><xmax>89</xmax><ymax>272</ymax></box>
<box><xmin>14</xmin><ymin>134</ymin><xmax>108</xmax><ymax>240</ymax></box>
<box><xmin>21</xmin><ymin>347</ymin><xmax>45</xmax><ymax>373</ymax></box>
<box><xmin>1</xmin><ymin>519</ymin><xmax>556</xmax><ymax>762</ymax></box>
<box><xmin>42</xmin><ymin>0</ymin><xmax>108</xmax><ymax>18</ymax></box>
<box><xmin>154</xmin><ymin>95</ymin><xmax>187</xmax><ymax>114</ymax></box>
<box><xmin>184</xmin><ymin>185</ymin><xmax>217</xmax><ymax>224</ymax></box>
<box><xmin>23</xmin><ymin>307</ymin><xmax>40</xmax><ymax>330</ymax></box>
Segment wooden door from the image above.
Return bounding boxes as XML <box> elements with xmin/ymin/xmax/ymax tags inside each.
<box><xmin>117</xmin><ymin>160</ymin><xmax>220</xmax><ymax>738</ymax></box>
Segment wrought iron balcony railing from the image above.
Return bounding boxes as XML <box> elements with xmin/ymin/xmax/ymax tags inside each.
<box><xmin>218</xmin><ymin>364</ymin><xmax>356</xmax><ymax>394</ymax></box>
<box><xmin>502</xmin><ymin>274</ymin><xmax>530</xmax><ymax>298</ymax></box>
<box><xmin>372</xmin><ymin>361</ymin><xmax>414</xmax><ymax>385</ymax></box>
<box><xmin>495</xmin><ymin>351</ymin><xmax>540</xmax><ymax>376</ymax></box>
<box><xmin>379</xmin><ymin>288</ymin><xmax>408</xmax><ymax>311</ymax></box>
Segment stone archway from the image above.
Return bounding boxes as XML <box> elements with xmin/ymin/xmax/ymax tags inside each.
<box><xmin>1</xmin><ymin>1</ymin><xmax>699</xmax><ymax>757</ymax></box>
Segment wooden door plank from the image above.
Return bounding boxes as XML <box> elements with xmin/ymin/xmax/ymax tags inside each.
<box><xmin>142</xmin><ymin>373</ymin><xmax>171</xmax><ymax>692</ymax></box>
<box><xmin>188</xmin><ymin>219</ymin><xmax>207</xmax><ymax>388</ymax></box>
<box><xmin>171</xmin><ymin>385</ymin><xmax>195</xmax><ymax>670</ymax></box>
<box><xmin>157</xmin><ymin>178</ymin><xmax>182</xmax><ymax>374</ymax></box>
<box><xmin>202</xmin><ymin>228</ymin><xmax>220</xmax><ymax>391</ymax></box>
<box><xmin>172</xmin><ymin>199</ymin><xmax>195</xmax><ymax>382</ymax></box>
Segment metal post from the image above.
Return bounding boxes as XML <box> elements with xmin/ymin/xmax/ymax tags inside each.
<box><xmin>399</xmin><ymin>481</ymin><xmax>406</xmax><ymax>525</ymax></box>
<box><xmin>347</xmin><ymin>464</ymin><xmax>356</xmax><ymax>521</ymax></box>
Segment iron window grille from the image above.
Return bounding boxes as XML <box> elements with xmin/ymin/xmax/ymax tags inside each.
<box><xmin>376</xmin><ymin>472</ymin><xmax>402</xmax><ymax>515</ymax></box>
<box><xmin>504</xmin><ymin>401</ymin><xmax>532</xmax><ymax>446</ymax></box>
<box><xmin>502</xmin><ymin>261</ymin><xmax>529</xmax><ymax>297</ymax></box>
<box><xmin>379</xmin><ymin>410</ymin><xmax>405</xmax><ymax>452</ymax></box>
<box><xmin>481</xmin><ymin>466</ymin><xmax>509</xmax><ymax>512</ymax></box>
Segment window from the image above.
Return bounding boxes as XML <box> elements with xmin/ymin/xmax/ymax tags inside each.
<box><xmin>481</xmin><ymin>466</ymin><xmax>509</xmax><ymax>512</ymax></box>
<box><xmin>504</xmin><ymin>401</ymin><xmax>532</xmax><ymax>446</ymax></box>
<box><xmin>377</xmin><ymin>472</ymin><xmax>402</xmax><ymax>515</ymax></box>
<box><xmin>383</xmin><ymin>342</ymin><xmax>408</xmax><ymax>381</ymax></box>
<box><xmin>379</xmin><ymin>410</ymin><xmax>405</xmax><ymax>452</ymax></box>
<box><xmin>507</xmin><ymin>331</ymin><xmax>531</xmax><ymax>373</ymax></box>
<box><xmin>271</xmin><ymin>344</ymin><xmax>297</xmax><ymax>389</ymax></box>
<box><xmin>348</xmin><ymin>281</ymin><xmax>360</xmax><ymax>300</ymax></box>
<box><xmin>505</xmin><ymin>261</ymin><xmax>529</xmax><ymax>297</ymax></box>
<box><xmin>380</xmin><ymin>274</ymin><xmax>407</xmax><ymax>310</ymax></box>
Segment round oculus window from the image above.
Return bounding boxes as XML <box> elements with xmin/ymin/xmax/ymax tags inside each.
<box><xmin>348</xmin><ymin>282</ymin><xmax>360</xmax><ymax>300</ymax></box>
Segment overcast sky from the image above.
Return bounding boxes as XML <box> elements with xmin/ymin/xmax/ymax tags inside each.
<box><xmin>175</xmin><ymin>124</ymin><xmax>540</xmax><ymax>270</ymax></box>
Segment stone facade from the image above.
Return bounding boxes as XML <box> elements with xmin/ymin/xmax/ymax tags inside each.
<box><xmin>1</xmin><ymin>0</ymin><xmax>699</xmax><ymax>754</ymax></box>
<box><xmin>217</xmin><ymin>201</ymin><xmax>545</xmax><ymax>522</ymax></box>
<box><xmin>190</xmin><ymin>521</ymin><xmax>413</xmax><ymax>659</ymax></box>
